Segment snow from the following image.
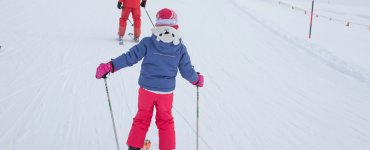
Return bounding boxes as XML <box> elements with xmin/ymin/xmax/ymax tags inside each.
<box><xmin>1</xmin><ymin>0</ymin><xmax>370</xmax><ymax>149</ymax></box>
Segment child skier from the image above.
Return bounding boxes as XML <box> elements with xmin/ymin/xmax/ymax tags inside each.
<box><xmin>96</xmin><ymin>8</ymin><xmax>204</xmax><ymax>150</ymax></box>
<box><xmin>117</xmin><ymin>0</ymin><xmax>147</xmax><ymax>41</ymax></box>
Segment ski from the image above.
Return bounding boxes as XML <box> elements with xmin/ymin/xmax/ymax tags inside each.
<box><xmin>128</xmin><ymin>33</ymin><xmax>140</xmax><ymax>43</ymax></box>
<box><xmin>117</xmin><ymin>33</ymin><xmax>138</xmax><ymax>46</ymax></box>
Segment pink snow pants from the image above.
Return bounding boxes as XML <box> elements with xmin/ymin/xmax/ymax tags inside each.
<box><xmin>127</xmin><ymin>87</ymin><xmax>175</xmax><ymax>150</ymax></box>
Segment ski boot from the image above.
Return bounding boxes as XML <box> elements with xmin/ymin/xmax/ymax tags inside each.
<box><xmin>118</xmin><ymin>35</ymin><xmax>124</xmax><ymax>45</ymax></box>
<box><xmin>128</xmin><ymin>146</ymin><xmax>140</xmax><ymax>150</ymax></box>
<box><xmin>143</xmin><ymin>139</ymin><xmax>151</xmax><ymax>150</ymax></box>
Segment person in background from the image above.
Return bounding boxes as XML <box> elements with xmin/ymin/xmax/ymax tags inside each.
<box><xmin>117</xmin><ymin>0</ymin><xmax>147</xmax><ymax>42</ymax></box>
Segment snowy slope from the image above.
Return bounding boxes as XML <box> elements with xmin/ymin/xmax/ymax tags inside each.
<box><xmin>1</xmin><ymin>0</ymin><xmax>370</xmax><ymax>149</ymax></box>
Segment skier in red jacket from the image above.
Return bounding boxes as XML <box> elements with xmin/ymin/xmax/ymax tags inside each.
<box><xmin>117</xmin><ymin>0</ymin><xmax>147</xmax><ymax>42</ymax></box>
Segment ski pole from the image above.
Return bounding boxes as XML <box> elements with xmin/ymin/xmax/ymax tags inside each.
<box><xmin>143</xmin><ymin>7</ymin><xmax>155</xmax><ymax>27</ymax></box>
<box><xmin>128</xmin><ymin>18</ymin><xmax>134</xmax><ymax>26</ymax></box>
<box><xmin>103</xmin><ymin>78</ymin><xmax>120</xmax><ymax>150</ymax></box>
<box><xmin>196</xmin><ymin>84</ymin><xmax>199</xmax><ymax>150</ymax></box>
<box><xmin>192</xmin><ymin>67</ymin><xmax>200</xmax><ymax>150</ymax></box>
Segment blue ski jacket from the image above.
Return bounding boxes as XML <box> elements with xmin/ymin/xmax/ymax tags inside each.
<box><xmin>112</xmin><ymin>34</ymin><xmax>198</xmax><ymax>92</ymax></box>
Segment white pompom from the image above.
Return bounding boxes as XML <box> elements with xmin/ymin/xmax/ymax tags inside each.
<box><xmin>173</xmin><ymin>39</ymin><xmax>180</xmax><ymax>45</ymax></box>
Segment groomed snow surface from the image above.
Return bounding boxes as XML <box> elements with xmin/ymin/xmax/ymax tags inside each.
<box><xmin>1</xmin><ymin>0</ymin><xmax>370</xmax><ymax>149</ymax></box>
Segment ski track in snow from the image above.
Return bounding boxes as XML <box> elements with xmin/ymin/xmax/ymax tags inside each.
<box><xmin>1</xmin><ymin>0</ymin><xmax>370</xmax><ymax>149</ymax></box>
<box><xmin>173</xmin><ymin>107</ymin><xmax>213</xmax><ymax>150</ymax></box>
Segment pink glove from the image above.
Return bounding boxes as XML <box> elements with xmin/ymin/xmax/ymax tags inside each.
<box><xmin>95</xmin><ymin>62</ymin><xmax>114</xmax><ymax>79</ymax></box>
<box><xmin>192</xmin><ymin>73</ymin><xmax>204</xmax><ymax>87</ymax></box>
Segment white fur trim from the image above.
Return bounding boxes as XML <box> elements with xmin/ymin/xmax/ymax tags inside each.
<box><xmin>151</xmin><ymin>26</ymin><xmax>181</xmax><ymax>45</ymax></box>
<box><xmin>143</xmin><ymin>88</ymin><xmax>173</xmax><ymax>94</ymax></box>
<box><xmin>155</xmin><ymin>19</ymin><xmax>177</xmax><ymax>26</ymax></box>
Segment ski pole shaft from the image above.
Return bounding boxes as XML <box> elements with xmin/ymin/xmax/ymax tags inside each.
<box><xmin>196</xmin><ymin>85</ymin><xmax>199</xmax><ymax>150</ymax></box>
<box><xmin>144</xmin><ymin>7</ymin><xmax>155</xmax><ymax>27</ymax></box>
<box><xmin>104</xmin><ymin>78</ymin><xmax>120</xmax><ymax>150</ymax></box>
<box><xmin>128</xmin><ymin>18</ymin><xmax>133</xmax><ymax>26</ymax></box>
<box><xmin>192</xmin><ymin>66</ymin><xmax>200</xmax><ymax>150</ymax></box>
